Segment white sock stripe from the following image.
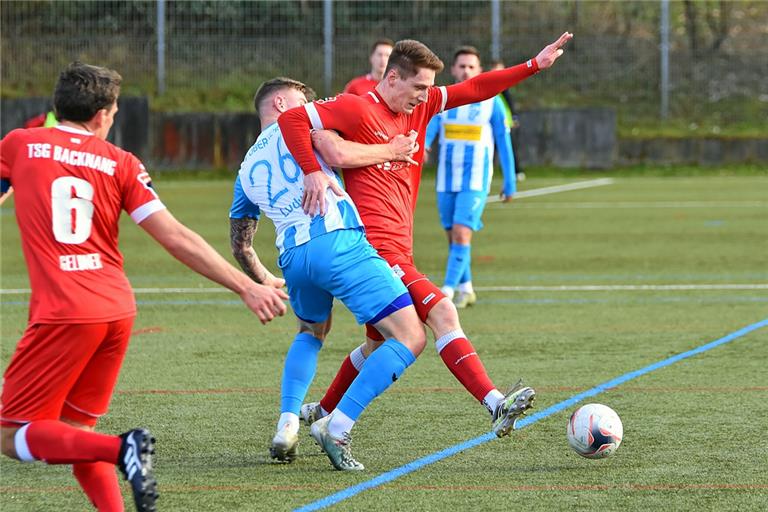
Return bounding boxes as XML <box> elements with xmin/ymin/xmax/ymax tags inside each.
<box><xmin>435</xmin><ymin>329</ymin><xmax>466</xmax><ymax>354</ymax></box>
<box><xmin>350</xmin><ymin>346</ymin><xmax>366</xmax><ymax>371</ymax></box>
<box><xmin>14</xmin><ymin>424</ymin><xmax>36</xmax><ymax>462</ymax></box>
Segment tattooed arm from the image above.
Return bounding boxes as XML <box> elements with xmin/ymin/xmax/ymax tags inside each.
<box><xmin>229</xmin><ymin>217</ymin><xmax>285</xmax><ymax>288</ymax></box>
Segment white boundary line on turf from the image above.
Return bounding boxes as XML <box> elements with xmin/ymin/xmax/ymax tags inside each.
<box><xmin>2</xmin><ymin>283</ymin><xmax>767</xmax><ymax>295</ymax></box>
<box><xmin>494</xmin><ymin>200</ymin><xmax>768</xmax><ymax>209</ymax></box>
<box><xmin>486</xmin><ymin>177</ymin><xmax>615</xmax><ymax>203</ymax></box>
<box><xmin>477</xmin><ymin>284</ymin><xmax>768</xmax><ymax>291</ymax></box>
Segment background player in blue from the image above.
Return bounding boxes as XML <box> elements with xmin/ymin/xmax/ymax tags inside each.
<box><xmin>229</xmin><ymin>77</ymin><xmax>425</xmax><ymax>470</ymax></box>
<box><xmin>425</xmin><ymin>46</ymin><xmax>516</xmax><ymax>308</ymax></box>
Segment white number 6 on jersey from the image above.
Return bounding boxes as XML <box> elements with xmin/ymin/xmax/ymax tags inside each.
<box><xmin>51</xmin><ymin>176</ymin><xmax>94</xmax><ymax>244</ymax></box>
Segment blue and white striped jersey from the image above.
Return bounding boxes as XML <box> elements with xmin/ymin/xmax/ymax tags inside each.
<box><xmin>229</xmin><ymin>122</ymin><xmax>363</xmax><ymax>254</ymax></box>
<box><xmin>425</xmin><ymin>95</ymin><xmax>515</xmax><ymax>195</ymax></box>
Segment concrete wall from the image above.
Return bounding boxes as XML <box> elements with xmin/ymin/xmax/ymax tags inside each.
<box><xmin>618</xmin><ymin>137</ymin><xmax>768</xmax><ymax>166</ymax></box>
<box><xmin>516</xmin><ymin>108</ymin><xmax>617</xmax><ymax>169</ymax></box>
<box><xmin>2</xmin><ymin>98</ymin><xmax>765</xmax><ymax>170</ymax></box>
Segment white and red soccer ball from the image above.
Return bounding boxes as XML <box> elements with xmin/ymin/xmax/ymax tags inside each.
<box><xmin>567</xmin><ymin>403</ymin><xmax>623</xmax><ymax>459</ymax></box>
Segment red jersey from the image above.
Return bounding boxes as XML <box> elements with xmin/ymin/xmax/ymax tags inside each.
<box><xmin>0</xmin><ymin>125</ymin><xmax>165</xmax><ymax>324</ymax></box>
<box><xmin>279</xmin><ymin>59</ymin><xmax>539</xmax><ymax>259</ymax></box>
<box><xmin>343</xmin><ymin>74</ymin><xmax>380</xmax><ymax>96</ymax></box>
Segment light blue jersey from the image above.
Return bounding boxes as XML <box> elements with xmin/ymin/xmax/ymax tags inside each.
<box><xmin>425</xmin><ymin>96</ymin><xmax>515</xmax><ymax>196</ymax></box>
<box><xmin>229</xmin><ymin>122</ymin><xmax>363</xmax><ymax>254</ymax></box>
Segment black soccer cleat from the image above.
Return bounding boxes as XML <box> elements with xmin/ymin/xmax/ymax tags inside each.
<box><xmin>118</xmin><ymin>428</ymin><xmax>158</xmax><ymax>512</ymax></box>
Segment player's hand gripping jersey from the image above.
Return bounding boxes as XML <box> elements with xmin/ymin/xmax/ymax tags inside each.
<box><xmin>278</xmin><ymin>59</ymin><xmax>539</xmax><ymax>259</ymax></box>
<box><xmin>0</xmin><ymin>126</ymin><xmax>165</xmax><ymax>324</ymax></box>
<box><xmin>230</xmin><ymin>122</ymin><xmax>363</xmax><ymax>253</ymax></box>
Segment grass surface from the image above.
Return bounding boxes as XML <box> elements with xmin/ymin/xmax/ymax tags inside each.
<box><xmin>1</xmin><ymin>173</ymin><xmax>767</xmax><ymax>511</ymax></box>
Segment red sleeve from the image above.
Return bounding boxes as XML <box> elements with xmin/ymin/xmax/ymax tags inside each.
<box><xmin>278</xmin><ymin>94</ymin><xmax>364</xmax><ymax>175</ymax></box>
<box><xmin>278</xmin><ymin>106</ymin><xmax>322</xmax><ymax>175</ymax></box>
<box><xmin>0</xmin><ymin>129</ymin><xmax>22</xmax><ymax>182</ymax></box>
<box><xmin>444</xmin><ymin>59</ymin><xmax>539</xmax><ymax>111</ymax></box>
<box><xmin>120</xmin><ymin>152</ymin><xmax>165</xmax><ymax>223</ymax></box>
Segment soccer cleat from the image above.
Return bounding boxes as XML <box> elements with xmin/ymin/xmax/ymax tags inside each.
<box><xmin>118</xmin><ymin>428</ymin><xmax>158</xmax><ymax>512</ymax></box>
<box><xmin>270</xmin><ymin>426</ymin><xmax>299</xmax><ymax>463</ymax></box>
<box><xmin>300</xmin><ymin>402</ymin><xmax>324</xmax><ymax>426</ymax></box>
<box><xmin>492</xmin><ymin>381</ymin><xmax>536</xmax><ymax>437</ymax></box>
<box><xmin>309</xmin><ymin>415</ymin><xmax>364</xmax><ymax>471</ymax></box>
<box><xmin>453</xmin><ymin>290</ymin><xmax>477</xmax><ymax>309</ymax></box>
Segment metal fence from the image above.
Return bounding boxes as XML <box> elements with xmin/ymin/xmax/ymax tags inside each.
<box><xmin>2</xmin><ymin>1</ymin><xmax>767</xmax><ymax>120</ymax></box>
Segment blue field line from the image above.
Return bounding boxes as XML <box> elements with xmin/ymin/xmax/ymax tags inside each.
<box><xmin>294</xmin><ymin>317</ymin><xmax>768</xmax><ymax>512</ymax></box>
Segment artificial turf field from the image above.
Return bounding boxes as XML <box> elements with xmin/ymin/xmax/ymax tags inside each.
<box><xmin>1</xmin><ymin>173</ymin><xmax>767</xmax><ymax>511</ymax></box>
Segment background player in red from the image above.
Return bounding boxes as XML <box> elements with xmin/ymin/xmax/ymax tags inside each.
<box><xmin>343</xmin><ymin>38</ymin><xmax>394</xmax><ymax>96</ymax></box>
<box><xmin>279</xmin><ymin>33</ymin><xmax>572</xmax><ymax>437</ymax></box>
<box><xmin>0</xmin><ymin>62</ymin><xmax>288</xmax><ymax>512</ymax></box>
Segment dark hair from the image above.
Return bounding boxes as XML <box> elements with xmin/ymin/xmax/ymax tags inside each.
<box><xmin>53</xmin><ymin>62</ymin><xmax>122</xmax><ymax>122</ymax></box>
<box><xmin>371</xmin><ymin>38</ymin><xmax>395</xmax><ymax>54</ymax></box>
<box><xmin>253</xmin><ymin>77</ymin><xmax>316</xmax><ymax>115</ymax></box>
<box><xmin>385</xmin><ymin>39</ymin><xmax>444</xmax><ymax>79</ymax></box>
<box><xmin>453</xmin><ymin>45</ymin><xmax>481</xmax><ymax>65</ymax></box>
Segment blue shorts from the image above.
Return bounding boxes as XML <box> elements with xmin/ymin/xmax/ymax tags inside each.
<box><xmin>437</xmin><ymin>190</ymin><xmax>488</xmax><ymax>231</ymax></box>
<box><xmin>278</xmin><ymin>228</ymin><xmax>411</xmax><ymax>324</ymax></box>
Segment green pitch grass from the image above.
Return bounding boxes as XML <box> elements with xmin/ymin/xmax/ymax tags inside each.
<box><xmin>1</xmin><ymin>174</ymin><xmax>767</xmax><ymax>511</ymax></box>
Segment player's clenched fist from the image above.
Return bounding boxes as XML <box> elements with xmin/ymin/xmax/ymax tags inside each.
<box><xmin>388</xmin><ymin>130</ymin><xmax>419</xmax><ymax>165</ymax></box>
<box><xmin>535</xmin><ymin>32</ymin><xmax>573</xmax><ymax>70</ymax></box>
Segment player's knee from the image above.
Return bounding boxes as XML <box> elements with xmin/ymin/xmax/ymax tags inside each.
<box><xmin>0</xmin><ymin>428</ymin><xmax>20</xmax><ymax>460</ymax></box>
<box><xmin>427</xmin><ymin>298</ymin><xmax>461</xmax><ymax>333</ymax></box>
<box><xmin>399</xmin><ymin>314</ymin><xmax>427</xmax><ymax>356</ymax></box>
<box><xmin>297</xmin><ymin>318</ymin><xmax>330</xmax><ymax>342</ymax></box>
<box><xmin>451</xmin><ymin>225</ymin><xmax>473</xmax><ymax>244</ymax></box>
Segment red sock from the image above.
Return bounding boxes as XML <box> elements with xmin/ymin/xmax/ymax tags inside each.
<box><xmin>73</xmin><ymin>462</ymin><xmax>124</xmax><ymax>512</ymax></box>
<box><xmin>24</xmin><ymin>420</ymin><xmax>121</xmax><ymax>465</ymax></box>
<box><xmin>438</xmin><ymin>335</ymin><xmax>495</xmax><ymax>402</ymax></box>
<box><xmin>319</xmin><ymin>355</ymin><xmax>359</xmax><ymax>413</ymax></box>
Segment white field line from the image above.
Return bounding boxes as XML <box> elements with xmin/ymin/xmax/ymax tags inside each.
<box><xmin>2</xmin><ymin>283</ymin><xmax>767</xmax><ymax>295</ymax></box>
<box><xmin>495</xmin><ymin>200</ymin><xmax>768</xmax><ymax>209</ymax></box>
<box><xmin>486</xmin><ymin>177</ymin><xmax>615</xmax><ymax>203</ymax></box>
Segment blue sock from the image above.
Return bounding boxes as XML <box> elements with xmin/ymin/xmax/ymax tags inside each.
<box><xmin>280</xmin><ymin>333</ymin><xmax>323</xmax><ymax>415</ymax></box>
<box><xmin>444</xmin><ymin>243</ymin><xmax>470</xmax><ymax>289</ymax></box>
<box><xmin>459</xmin><ymin>244</ymin><xmax>472</xmax><ymax>285</ymax></box>
<box><xmin>336</xmin><ymin>339</ymin><xmax>415</xmax><ymax>421</ymax></box>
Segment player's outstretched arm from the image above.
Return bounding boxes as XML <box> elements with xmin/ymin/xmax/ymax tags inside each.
<box><xmin>311</xmin><ymin>129</ymin><xmax>418</xmax><ymax>168</ymax></box>
<box><xmin>229</xmin><ymin>217</ymin><xmax>285</xmax><ymax>288</ymax></box>
<box><xmin>140</xmin><ymin>209</ymin><xmax>288</xmax><ymax>324</ymax></box>
<box><xmin>445</xmin><ymin>32</ymin><xmax>573</xmax><ymax>111</ymax></box>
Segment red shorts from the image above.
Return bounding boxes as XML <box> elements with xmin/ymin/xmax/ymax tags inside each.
<box><xmin>365</xmin><ymin>252</ymin><xmax>445</xmax><ymax>341</ymax></box>
<box><xmin>1</xmin><ymin>317</ymin><xmax>134</xmax><ymax>428</ymax></box>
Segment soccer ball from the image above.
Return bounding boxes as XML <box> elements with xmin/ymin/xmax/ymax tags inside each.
<box><xmin>567</xmin><ymin>403</ymin><xmax>623</xmax><ymax>459</ymax></box>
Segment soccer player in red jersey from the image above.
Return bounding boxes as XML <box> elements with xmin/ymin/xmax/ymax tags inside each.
<box><xmin>343</xmin><ymin>38</ymin><xmax>394</xmax><ymax>96</ymax></box>
<box><xmin>0</xmin><ymin>63</ymin><xmax>287</xmax><ymax>511</ymax></box>
<box><xmin>279</xmin><ymin>33</ymin><xmax>572</xmax><ymax>437</ymax></box>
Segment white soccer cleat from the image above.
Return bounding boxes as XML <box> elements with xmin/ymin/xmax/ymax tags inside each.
<box><xmin>300</xmin><ymin>402</ymin><xmax>324</xmax><ymax>426</ymax></box>
<box><xmin>270</xmin><ymin>426</ymin><xmax>299</xmax><ymax>463</ymax></box>
<box><xmin>310</xmin><ymin>415</ymin><xmax>364</xmax><ymax>471</ymax></box>
<box><xmin>453</xmin><ymin>290</ymin><xmax>477</xmax><ymax>309</ymax></box>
